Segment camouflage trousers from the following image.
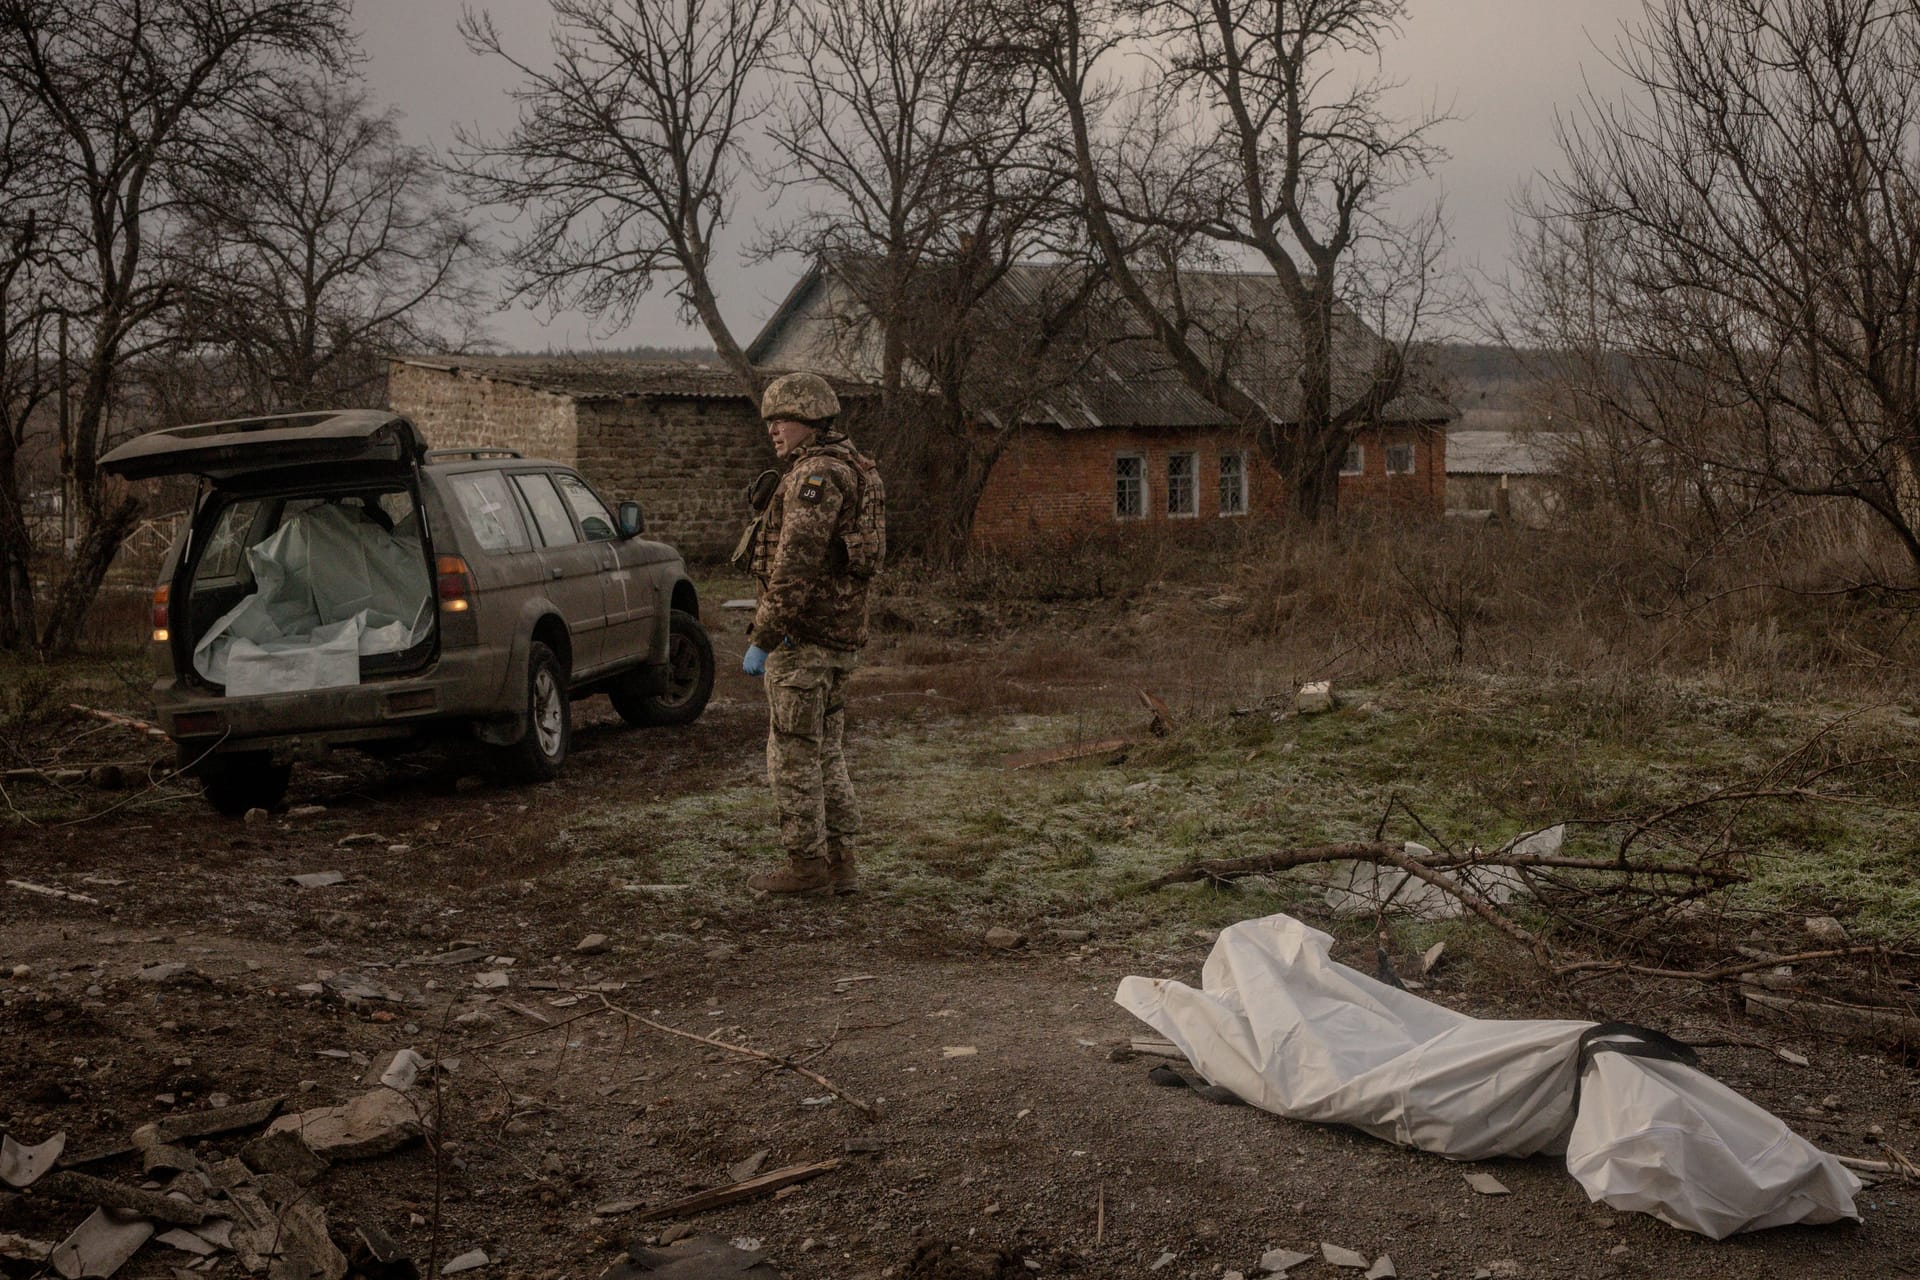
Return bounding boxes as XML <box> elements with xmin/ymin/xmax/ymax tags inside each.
<box><xmin>763</xmin><ymin>644</ymin><xmax>860</xmax><ymax>862</ymax></box>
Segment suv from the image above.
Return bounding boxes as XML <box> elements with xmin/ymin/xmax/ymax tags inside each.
<box><xmin>102</xmin><ymin>409</ymin><xmax>716</xmax><ymax>814</ymax></box>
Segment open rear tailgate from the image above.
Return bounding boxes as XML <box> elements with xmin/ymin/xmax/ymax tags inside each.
<box><xmin>102</xmin><ymin>410</ymin><xmax>425</xmax><ymax>482</ymax></box>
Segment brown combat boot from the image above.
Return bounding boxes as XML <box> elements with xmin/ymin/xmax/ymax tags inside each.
<box><xmin>747</xmin><ymin>856</ymin><xmax>831</xmax><ymax>895</ymax></box>
<box><xmin>825</xmin><ymin>846</ymin><xmax>859</xmax><ymax>896</ymax></box>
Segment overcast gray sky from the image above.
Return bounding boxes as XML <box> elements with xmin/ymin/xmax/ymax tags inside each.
<box><xmin>358</xmin><ymin>0</ymin><xmax>1649</xmax><ymax>353</ymax></box>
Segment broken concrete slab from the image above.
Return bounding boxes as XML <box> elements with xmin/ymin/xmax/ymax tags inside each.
<box><xmin>1464</xmin><ymin>1171</ymin><xmax>1510</xmax><ymax>1196</ymax></box>
<box><xmin>266</xmin><ymin>1089</ymin><xmax>424</xmax><ymax>1160</ymax></box>
<box><xmin>1321</xmin><ymin>1243</ymin><xmax>1371</xmax><ymax>1270</ymax></box>
<box><xmin>33</xmin><ymin>1171</ymin><xmax>208</xmax><ymax>1226</ymax></box>
<box><xmin>139</xmin><ymin>1142</ymin><xmax>199</xmax><ymax>1177</ymax></box>
<box><xmin>49</xmin><ymin>1207</ymin><xmax>154</xmax><ymax>1280</ymax></box>
<box><xmin>474</xmin><ymin>971</ymin><xmax>510</xmax><ymax>990</ymax></box>
<box><xmin>1295</xmin><ymin>681</ymin><xmax>1335</xmax><ymax>714</ymax></box>
<box><xmin>136</xmin><ymin>962</ymin><xmax>190</xmax><ymax>983</ymax></box>
<box><xmin>0</xmin><ymin>1130</ymin><xmax>65</xmax><ymax>1187</ymax></box>
<box><xmin>154</xmin><ymin>1228</ymin><xmax>217</xmax><ymax>1257</ymax></box>
<box><xmin>441</xmin><ymin>1249</ymin><xmax>489</xmax><ymax>1273</ymax></box>
<box><xmin>1256</xmin><ymin>1247</ymin><xmax>1313</xmax><ymax>1275</ymax></box>
<box><xmin>238</xmin><ymin>1128</ymin><xmax>329</xmax><ymax>1183</ymax></box>
<box><xmin>135</xmin><ymin>1097</ymin><xmax>285</xmax><ymax>1148</ymax></box>
<box><xmin>289</xmin><ymin>872</ymin><xmax>346</xmax><ymax>889</ymax></box>
<box><xmin>1365</xmin><ymin>1257</ymin><xmax>1397</xmax><ymax>1280</ymax></box>
<box><xmin>575</xmin><ymin>933</ymin><xmax>610</xmax><ymax>955</ymax></box>
<box><xmin>379</xmin><ymin>1048</ymin><xmax>430</xmax><ymax>1091</ymax></box>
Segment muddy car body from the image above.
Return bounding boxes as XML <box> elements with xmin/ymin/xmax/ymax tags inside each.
<box><xmin>102</xmin><ymin>409</ymin><xmax>715</xmax><ymax>813</ymax></box>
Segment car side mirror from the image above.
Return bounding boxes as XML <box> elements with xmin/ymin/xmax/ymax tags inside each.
<box><xmin>617</xmin><ymin>501</ymin><xmax>645</xmax><ymax>537</ymax></box>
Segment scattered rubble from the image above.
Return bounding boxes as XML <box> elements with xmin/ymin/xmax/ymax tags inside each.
<box><xmin>266</xmin><ymin>1088</ymin><xmax>426</xmax><ymax>1160</ymax></box>
<box><xmin>1464</xmin><ymin>1172</ymin><xmax>1511</xmax><ymax>1196</ymax></box>
<box><xmin>1295</xmin><ymin>681</ymin><xmax>1335</xmax><ymax>715</ymax></box>
<box><xmin>983</xmin><ymin>927</ymin><xmax>1025</xmax><ymax>950</ymax></box>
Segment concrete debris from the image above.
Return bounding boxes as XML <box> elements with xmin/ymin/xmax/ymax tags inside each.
<box><xmin>136</xmin><ymin>962</ymin><xmax>190</xmax><ymax>983</ymax></box>
<box><xmin>441</xmin><ymin>1248</ymin><xmax>489</xmax><ymax>1273</ymax></box>
<box><xmin>238</xmin><ymin>1128</ymin><xmax>330</xmax><ymax>1183</ymax></box>
<box><xmin>0</xmin><ymin>1130</ymin><xmax>66</xmax><ymax>1188</ymax></box>
<box><xmin>1803</xmin><ymin>915</ymin><xmax>1848</xmax><ymax>945</ymax></box>
<box><xmin>1257</xmin><ymin>1248</ymin><xmax>1314</xmax><ymax>1275</ymax></box>
<box><xmin>574</xmin><ymin>933</ymin><xmax>610</xmax><ymax>955</ymax></box>
<box><xmin>287</xmin><ymin>805</ymin><xmax>327</xmax><ymax>818</ymax></box>
<box><xmin>380</xmin><ymin>1048</ymin><xmax>431</xmax><ymax>1091</ymax></box>
<box><xmin>153</xmin><ymin>1228</ymin><xmax>217</xmax><ymax>1256</ymax></box>
<box><xmin>1321</xmin><ymin>1242</ymin><xmax>1371</xmax><ymax>1269</ymax></box>
<box><xmin>324</xmin><ymin>972</ymin><xmax>402</xmax><ymax>1002</ymax></box>
<box><xmin>983</xmin><ymin>927</ymin><xmax>1025</xmax><ymax>949</ymax></box>
<box><xmin>1778</xmin><ymin>1048</ymin><xmax>1810</xmax><ymax>1067</ymax></box>
<box><xmin>135</xmin><ymin>1096</ymin><xmax>285</xmax><ymax>1147</ymax></box>
<box><xmin>1464</xmin><ymin>1172</ymin><xmax>1511</xmax><ymax>1196</ymax></box>
<box><xmin>336</xmin><ymin>832</ymin><xmax>385</xmax><ymax>847</ymax></box>
<box><xmin>289</xmin><ymin>872</ymin><xmax>345</xmax><ymax>888</ymax></box>
<box><xmin>139</xmin><ymin>1142</ymin><xmax>199</xmax><ymax>1177</ymax></box>
<box><xmin>266</xmin><ymin>1089</ymin><xmax>424</xmax><ymax>1160</ymax></box>
<box><xmin>1294</xmin><ymin>681</ymin><xmax>1335</xmax><ymax>715</ymax></box>
<box><xmin>940</xmin><ymin>1046</ymin><xmax>978</xmax><ymax>1059</ymax></box>
<box><xmin>387</xmin><ymin>845</ymin><xmax>413</xmax><ymax>856</ymax></box>
<box><xmin>48</xmin><ymin>1207</ymin><xmax>154</xmax><ymax>1280</ymax></box>
<box><xmin>31</xmin><ymin>1172</ymin><xmax>208</xmax><ymax>1226</ymax></box>
<box><xmin>8</xmin><ymin>879</ymin><xmax>102</xmax><ymax>906</ymax></box>
<box><xmin>474</xmin><ymin>971</ymin><xmax>510</xmax><ymax>990</ymax></box>
<box><xmin>728</xmin><ymin>1150</ymin><xmax>770</xmax><ymax>1183</ymax></box>
<box><xmin>1365</xmin><ymin>1257</ymin><xmax>1397</xmax><ymax>1280</ymax></box>
<box><xmin>0</xmin><ymin>1231</ymin><xmax>55</xmax><ymax>1262</ymax></box>
<box><xmin>1150</xmin><ymin>1251</ymin><xmax>1177</xmax><ymax>1271</ymax></box>
<box><xmin>403</xmin><ymin>946</ymin><xmax>489</xmax><ymax>967</ymax></box>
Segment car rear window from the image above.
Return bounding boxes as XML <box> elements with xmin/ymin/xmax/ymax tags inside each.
<box><xmin>513</xmin><ymin>473</ymin><xmax>580</xmax><ymax>547</ymax></box>
<box><xmin>555</xmin><ymin>473</ymin><xmax>617</xmax><ymax>541</ymax></box>
<box><xmin>448</xmin><ymin>471</ymin><xmax>532</xmax><ymax>554</ymax></box>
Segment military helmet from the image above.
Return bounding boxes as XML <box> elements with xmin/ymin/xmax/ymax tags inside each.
<box><xmin>760</xmin><ymin>371</ymin><xmax>840</xmax><ymax>423</ymax></box>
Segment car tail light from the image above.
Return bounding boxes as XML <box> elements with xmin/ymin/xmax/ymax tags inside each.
<box><xmin>436</xmin><ymin>555</ymin><xmax>474</xmax><ymax>613</ymax></box>
<box><xmin>151</xmin><ymin>584</ymin><xmax>170</xmax><ymax>642</ymax></box>
<box><xmin>174</xmin><ymin>711</ymin><xmax>221</xmax><ymax>735</ymax></box>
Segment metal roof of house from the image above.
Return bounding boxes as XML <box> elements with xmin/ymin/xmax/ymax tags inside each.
<box><xmin>1445</xmin><ymin>431</ymin><xmax>1569</xmax><ymax>476</ymax></box>
<box><xmin>748</xmin><ymin>257</ymin><xmax>1458</xmax><ymax>429</ymax></box>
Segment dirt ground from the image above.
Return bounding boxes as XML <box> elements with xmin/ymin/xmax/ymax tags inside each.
<box><xmin>4</xmin><ymin>612</ymin><xmax>1920</xmax><ymax>1280</ymax></box>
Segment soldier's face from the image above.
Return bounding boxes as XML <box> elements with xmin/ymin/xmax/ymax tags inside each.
<box><xmin>767</xmin><ymin>417</ymin><xmax>817</xmax><ymax>460</ymax></box>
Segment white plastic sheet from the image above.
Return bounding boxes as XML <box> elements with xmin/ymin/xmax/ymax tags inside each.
<box><xmin>1116</xmin><ymin>914</ymin><xmax>1860</xmax><ymax>1238</ymax></box>
<box><xmin>193</xmin><ymin>502</ymin><xmax>433</xmax><ymax>696</ymax></box>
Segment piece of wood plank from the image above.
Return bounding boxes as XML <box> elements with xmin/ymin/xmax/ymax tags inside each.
<box><xmin>629</xmin><ymin>1159</ymin><xmax>842</xmax><ymax>1222</ymax></box>
<box><xmin>1002</xmin><ymin>737</ymin><xmax>1141</xmax><ymax>771</ymax></box>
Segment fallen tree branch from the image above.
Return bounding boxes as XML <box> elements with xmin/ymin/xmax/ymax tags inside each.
<box><xmin>588</xmin><ymin>995</ymin><xmax>876</xmax><ymax>1119</ymax></box>
<box><xmin>626</xmin><ymin>1158</ymin><xmax>842</xmax><ymax>1222</ymax></box>
<box><xmin>1555</xmin><ymin>946</ymin><xmax>1888</xmax><ymax>983</ymax></box>
<box><xmin>1374</xmin><ymin>844</ymin><xmax>1554</xmax><ymax>969</ymax></box>
<box><xmin>1142</xmin><ymin>843</ymin><xmax>1744</xmax><ymax>890</ymax></box>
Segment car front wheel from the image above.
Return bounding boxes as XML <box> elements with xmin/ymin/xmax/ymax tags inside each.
<box><xmin>495</xmin><ymin>640</ymin><xmax>570</xmax><ymax>781</ymax></box>
<box><xmin>611</xmin><ymin>609</ymin><xmax>714</xmax><ymax>727</ymax></box>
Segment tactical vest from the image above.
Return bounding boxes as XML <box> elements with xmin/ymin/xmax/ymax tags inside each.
<box><xmin>733</xmin><ymin>439</ymin><xmax>886</xmax><ymax>581</ymax></box>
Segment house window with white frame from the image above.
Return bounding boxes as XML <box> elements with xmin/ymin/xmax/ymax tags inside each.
<box><xmin>1114</xmin><ymin>453</ymin><xmax>1145</xmax><ymax>519</ymax></box>
<box><xmin>1218</xmin><ymin>451</ymin><xmax>1247</xmax><ymax>516</ymax></box>
<box><xmin>1385</xmin><ymin>442</ymin><xmax>1415</xmax><ymax>475</ymax></box>
<box><xmin>1340</xmin><ymin>442</ymin><xmax>1364</xmax><ymax>476</ymax></box>
<box><xmin>1167</xmin><ymin>451</ymin><xmax>1197</xmax><ymax>516</ymax></box>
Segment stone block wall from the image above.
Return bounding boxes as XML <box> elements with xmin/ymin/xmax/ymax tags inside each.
<box><xmin>576</xmin><ymin>397</ymin><xmax>777</xmax><ymax>562</ymax></box>
<box><xmin>388</xmin><ymin>363</ymin><xmax>579</xmax><ymax>464</ymax></box>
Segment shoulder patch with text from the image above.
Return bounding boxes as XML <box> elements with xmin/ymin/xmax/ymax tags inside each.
<box><xmin>798</xmin><ymin>474</ymin><xmax>826</xmax><ymax>504</ymax></box>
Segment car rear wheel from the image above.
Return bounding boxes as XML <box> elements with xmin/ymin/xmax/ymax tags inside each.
<box><xmin>611</xmin><ymin>609</ymin><xmax>714</xmax><ymax>727</ymax></box>
<box><xmin>496</xmin><ymin>641</ymin><xmax>570</xmax><ymax>781</ymax></box>
<box><xmin>199</xmin><ymin>752</ymin><xmax>292</xmax><ymax>816</ymax></box>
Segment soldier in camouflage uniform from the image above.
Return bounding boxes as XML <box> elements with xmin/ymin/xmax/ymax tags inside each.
<box><xmin>740</xmin><ymin>372</ymin><xmax>886</xmax><ymax>895</ymax></box>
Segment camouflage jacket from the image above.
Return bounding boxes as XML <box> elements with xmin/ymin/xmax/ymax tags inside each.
<box><xmin>750</xmin><ymin>434</ymin><xmax>886</xmax><ymax>652</ymax></box>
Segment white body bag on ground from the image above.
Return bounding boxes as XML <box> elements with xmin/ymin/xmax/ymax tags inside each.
<box><xmin>193</xmin><ymin>503</ymin><xmax>433</xmax><ymax>697</ymax></box>
<box><xmin>1116</xmin><ymin>914</ymin><xmax>1859</xmax><ymax>1238</ymax></box>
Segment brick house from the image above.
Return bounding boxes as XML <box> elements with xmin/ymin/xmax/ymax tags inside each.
<box><xmin>747</xmin><ymin>259</ymin><xmax>1457</xmax><ymax>548</ymax></box>
<box><xmin>387</xmin><ymin>357</ymin><xmax>778</xmax><ymax>562</ymax></box>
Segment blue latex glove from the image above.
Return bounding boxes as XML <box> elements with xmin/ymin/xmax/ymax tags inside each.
<box><xmin>743</xmin><ymin>644</ymin><xmax>768</xmax><ymax>677</ymax></box>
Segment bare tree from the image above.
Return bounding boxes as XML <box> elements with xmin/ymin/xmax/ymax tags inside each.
<box><xmin>761</xmin><ymin>0</ymin><xmax>1098</xmax><ymax>555</ymax></box>
<box><xmin>454</xmin><ymin>0</ymin><xmax>786</xmax><ymax>394</ymax></box>
<box><xmin>1532</xmin><ymin>0</ymin><xmax>1920</xmax><ymax>579</ymax></box>
<box><xmin>0</xmin><ymin>89</ymin><xmax>58</xmax><ymax>649</ymax></box>
<box><xmin>0</xmin><ymin>0</ymin><xmax>354</xmax><ymax>654</ymax></box>
<box><xmin>172</xmin><ymin>78</ymin><xmax>488</xmax><ymax>417</ymax></box>
<box><xmin>994</xmin><ymin>0</ymin><xmax>1450</xmax><ymax>520</ymax></box>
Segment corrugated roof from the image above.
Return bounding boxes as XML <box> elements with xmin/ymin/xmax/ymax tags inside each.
<box><xmin>1446</xmin><ymin>431</ymin><xmax>1569</xmax><ymax>476</ymax></box>
<box><xmin>752</xmin><ymin>257</ymin><xmax>1457</xmax><ymax>429</ymax></box>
